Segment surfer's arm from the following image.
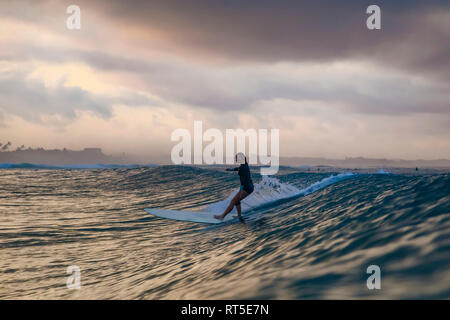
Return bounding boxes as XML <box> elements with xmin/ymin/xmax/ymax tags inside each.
<box><xmin>226</xmin><ymin>167</ymin><xmax>239</xmax><ymax>171</ymax></box>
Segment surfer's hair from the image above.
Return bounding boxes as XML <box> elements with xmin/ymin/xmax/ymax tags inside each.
<box><xmin>236</xmin><ymin>152</ymin><xmax>246</xmax><ymax>164</ymax></box>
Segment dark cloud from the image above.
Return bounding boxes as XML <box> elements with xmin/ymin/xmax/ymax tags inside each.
<box><xmin>1</xmin><ymin>0</ymin><xmax>449</xmax><ymax>118</ymax></box>
<box><xmin>75</xmin><ymin>0</ymin><xmax>450</xmax><ymax>82</ymax></box>
<box><xmin>3</xmin><ymin>42</ymin><xmax>449</xmax><ymax>116</ymax></box>
<box><xmin>1</xmin><ymin>0</ymin><xmax>448</xmax><ymax>82</ymax></box>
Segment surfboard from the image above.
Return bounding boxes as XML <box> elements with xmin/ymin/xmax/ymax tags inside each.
<box><xmin>144</xmin><ymin>208</ymin><xmax>236</xmax><ymax>224</ymax></box>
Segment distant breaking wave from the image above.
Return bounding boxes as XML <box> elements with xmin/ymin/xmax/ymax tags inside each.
<box><xmin>0</xmin><ymin>162</ymin><xmax>158</xmax><ymax>169</ymax></box>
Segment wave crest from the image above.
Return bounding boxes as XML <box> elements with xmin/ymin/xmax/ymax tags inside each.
<box><xmin>204</xmin><ymin>173</ymin><xmax>355</xmax><ymax>214</ymax></box>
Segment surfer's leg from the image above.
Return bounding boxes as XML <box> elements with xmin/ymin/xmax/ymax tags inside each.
<box><xmin>235</xmin><ymin>190</ymin><xmax>249</xmax><ymax>217</ymax></box>
<box><xmin>214</xmin><ymin>191</ymin><xmax>241</xmax><ymax>220</ymax></box>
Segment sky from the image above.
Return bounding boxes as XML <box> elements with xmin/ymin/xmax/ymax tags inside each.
<box><xmin>0</xmin><ymin>0</ymin><xmax>449</xmax><ymax>162</ymax></box>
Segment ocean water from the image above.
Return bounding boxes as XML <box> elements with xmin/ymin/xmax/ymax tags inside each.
<box><xmin>0</xmin><ymin>165</ymin><xmax>449</xmax><ymax>299</ymax></box>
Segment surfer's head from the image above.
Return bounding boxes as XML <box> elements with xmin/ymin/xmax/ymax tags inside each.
<box><xmin>235</xmin><ymin>152</ymin><xmax>246</xmax><ymax>165</ymax></box>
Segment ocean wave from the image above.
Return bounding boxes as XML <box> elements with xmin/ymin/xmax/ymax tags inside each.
<box><xmin>375</xmin><ymin>168</ymin><xmax>392</xmax><ymax>174</ymax></box>
<box><xmin>0</xmin><ymin>162</ymin><xmax>158</xmax><ymax>169</ymax></box>
<box><xmin>0</xmin><ymin>166</ymin><xmax>448</xmax><ymax>299</ymax></box>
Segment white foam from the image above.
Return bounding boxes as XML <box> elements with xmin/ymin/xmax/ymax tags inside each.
<box><xmin>204</xmin><ymin>172</ymin><xmax>355</xmax><ymax>215</ymax></box>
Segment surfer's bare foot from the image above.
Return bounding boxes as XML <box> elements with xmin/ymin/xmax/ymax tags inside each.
<box><xmin>214</xmin><ymin>214</ymin><xmax>224</xmax><ymax>220</ymax></box>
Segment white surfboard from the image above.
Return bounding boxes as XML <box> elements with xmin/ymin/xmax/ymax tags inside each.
<box><xmin>144</xmin><ymin>208</ymin><xmax>236</xmax><ymax>224</ymax></box>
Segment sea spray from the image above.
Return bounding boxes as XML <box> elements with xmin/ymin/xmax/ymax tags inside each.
<box><xmin>204</xmin><ymin>173</ymin><xmax>355</xmax><ymax>214</ymax></box>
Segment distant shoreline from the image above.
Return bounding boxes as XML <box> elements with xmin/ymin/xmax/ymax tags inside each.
<box><xmin>1</xmin><ymin>148</ymin><xmax>450</xmax><ymax>169</ymax></box>
<box><xmin>1</xmin><ymin>163</ymin><xmax>449</xmax><ymax>175</ymax></box>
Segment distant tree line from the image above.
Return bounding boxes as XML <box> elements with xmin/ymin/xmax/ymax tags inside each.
<box><xmin>0</xmin><ymin>141</ymin><xmax>35</xmax><ymax>151</ymax></box>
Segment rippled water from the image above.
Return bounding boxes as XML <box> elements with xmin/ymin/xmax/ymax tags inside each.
<box><xmin>0</xmin><ymin>166</ymin><xmax>449</xmax><ymax>299</ymax></box>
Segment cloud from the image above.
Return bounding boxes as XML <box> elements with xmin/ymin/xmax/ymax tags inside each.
<box><xmin>64</xmin><ymin>0</ymin><xmax>450</xmax><ymax>82</ymax></box>
<box><xmin>0</xmin><ymin>0</ymin><xmax>449</xmax><ymax>159</ymax></box>
<box><xmin>4</xmin><ymin>37</ymin><xmax>449</xmax><ymax>116</ymax></box>
<box><xmin>2</xmin><ymin>44</ymin><xmax>450</xmax><ymax>117</ymax></box>
<box><xmin>2</xmin><ymin>0</ymin><xmax>449</xmax><ymax>82</ymax></box>
<box><xmin>0</xmin><ymin>71</ymin><xmax>152</xmax><ymax>122</ymax></box>
<box><xmin>1</xmin><ymin>0</ymin><xmax>449</xmax><ymax>117</ymax></box>
<box><xmin>1</xmin><ymin>0</ymin><xmax>448</xmax><ymax>118</ymax></box>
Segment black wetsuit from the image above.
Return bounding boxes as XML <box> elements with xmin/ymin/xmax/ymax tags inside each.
<box><xmin>232</xmin><ymin>163</ymin><xmax>254</xmax><ymax>194</ymax></box>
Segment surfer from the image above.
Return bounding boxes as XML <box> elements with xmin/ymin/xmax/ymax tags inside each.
<box><xmin>214</xmin><ymin>152</ymin><xmax>254</xmax><ymax>220</ymax></box>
